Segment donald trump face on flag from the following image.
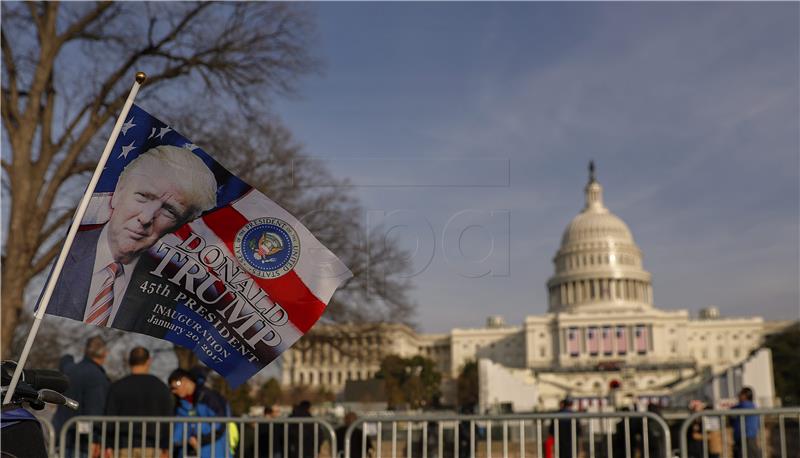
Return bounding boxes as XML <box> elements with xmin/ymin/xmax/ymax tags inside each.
<box><xmin>108</xmin><ymin>146</ymin><xmax>217</xmax><ymax>264</ymax></box>
<box><xmin>48</xmin><ymin>145</ymin><xmax>218</xmax><ymax>327</ymax></box>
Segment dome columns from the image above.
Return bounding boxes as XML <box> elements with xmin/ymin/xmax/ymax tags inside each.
<box><xmin>547</xmin><ymin>162</ymin><xmax>654</xmax><ymax>314</ymax></box>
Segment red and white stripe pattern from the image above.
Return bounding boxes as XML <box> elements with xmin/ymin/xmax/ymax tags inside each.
<box><xmin>586</xmin><ymin>327</ymin><xmax>599</xmax><ymax>355</ymax></box>
<box><xmin>616</xmin><ymin>325</ymin><xmax>627</xmax><ymax>355</ymax></box>
<box><xmin>635</xmin><ymin>324</ymin><xmax>648</xmax><ymax>354</ymax></box>
<box><xmin>85</xmin><ymin>261</ymin><xmax>122</xmax><ymax>326</ymax></box>
<box><xmin>601</xmin><ymin>326</ymin><xmax>613</xmax><ymax>355</ymax></box>
<box><xmin>163</xmin><ymin>189</ymin><xmax>352</xmax><ymax>354</ymax></box>
<box><xmin>567</xmin><ymin>327</ymin><xmax>580</xmax><ymax>356</ymax></box>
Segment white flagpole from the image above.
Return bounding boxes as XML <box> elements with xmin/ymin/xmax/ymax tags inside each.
<box><xmin>3</xmin><ymin>72</ymin><xmax>148</xmax><ymax>405</ymax></box>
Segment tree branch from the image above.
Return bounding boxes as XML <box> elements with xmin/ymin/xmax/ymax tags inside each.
<box><xmin>16</xmin><ymin>3</ymin><xmax>60</xmax><ymax>171</ymax></box>
<box><xmin>89</xmin><ymin>3</ymin><xmax>210</xmax><ymax>118</ymax></box>
<box><xmin>38</xmin><ymin>207</ymin><xmax>77</xmax><ymax>246</ymax></box>
<box><xmin>57</xmin><ymin>2</ymin><xmax>115</xmax><ymax>45</ymax></box>
<box><xmin>28</xmin><ymin>239</ymin><xmax>64</xmax><ymax>279</ymax></box>
<box><xmin>69</xmin><ymin>161</ymin><xmax>99</xmax><ymax>176</ymax></box>
<box><xmin>35</xmin><ymin>99</ymin><xmax>119</xmax><ymax>229</ymax></box>
<box><xmin>1</xmin><ymin>30</ymin><xmax>20</xmax><ymax>127</ymax></box>
<box><xmin>37</xmin><ymin>71</ymin><xmax>56</xmax><ymax>168</ymax></box>
<box><xmin>25</xmin><ymin>2</ymin><xmax>44</xmax><ymax>40</ymax></box>
<box><xmin>51</xmin><ymin>4</ymin><xmax>209</xmax><ymax>165</ymax></box>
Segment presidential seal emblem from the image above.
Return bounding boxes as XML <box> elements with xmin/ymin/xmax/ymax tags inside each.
<box><xmin>234</xmin><ymin>217</ymin><xmax>300</xmax><ymax>278</ymax></box>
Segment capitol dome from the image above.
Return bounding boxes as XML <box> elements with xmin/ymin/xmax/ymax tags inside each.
<box><xmin>547</xmin><ymin>162</ymin><xmax>653</xmax><ymax>313</ymax></box>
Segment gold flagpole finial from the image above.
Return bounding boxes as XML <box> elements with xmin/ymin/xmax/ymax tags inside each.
<box><xmin>135</xmin><ymin>72</ymin><xmax>147</xmax><ymax>84</ymax></box>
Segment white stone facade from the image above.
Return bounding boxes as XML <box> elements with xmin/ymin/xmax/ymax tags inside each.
<box><xmin>281</xmin><ymin>164</ymin><xmax>782</xmax><ymax>410</ymax></box>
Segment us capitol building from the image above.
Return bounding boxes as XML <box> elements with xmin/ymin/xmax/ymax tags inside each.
<box><xmin>282</xmin><ymin>164</ymin><xmax>784</xmax><ymax>411</ymax></box>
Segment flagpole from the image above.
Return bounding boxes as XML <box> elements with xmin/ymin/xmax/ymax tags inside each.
<box><xmin>3</xmin><ymin>72</ymin><xmax>148</xmax><ymax>406</ymax></box>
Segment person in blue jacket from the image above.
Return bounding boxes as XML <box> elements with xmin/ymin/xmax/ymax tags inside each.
<box><xmin>168</xmin><ymin>368</ymin><xmax>229</xmax><ymax>458</ymax></box>
<box><xmin>730</xmin><ymin>387</ymin><xmax>761</xmax><ymax>458</ymax></box>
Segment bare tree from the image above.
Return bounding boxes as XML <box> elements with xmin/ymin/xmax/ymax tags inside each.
<box><xmin>3</xmin><ymin>3</ymin><xmax>416</xmax><ymax>371</ymax></box>
<box><xmin>1</xmin><ymin>2</ymin><xmax>318</xmax><ymax>358</ymax></box>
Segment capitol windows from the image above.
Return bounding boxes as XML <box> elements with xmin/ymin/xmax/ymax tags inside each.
<box><xmin>734</xmin><ymin>348</ymin><xmax>741</xmax><ymax>358</ymax></box>
<box><xmin>702</xmin><ymin>349</ymin><xmax>708</xmax><ymax>359</ymax></box>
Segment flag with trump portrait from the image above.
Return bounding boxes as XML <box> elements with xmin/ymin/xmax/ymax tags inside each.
<box><xmin>45</xmin><ymin>104</ymin><xmax>352</xmax><ymax>386</ymax></box>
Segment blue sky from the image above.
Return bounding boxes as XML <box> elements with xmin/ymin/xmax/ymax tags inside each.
<box><xmin>272</xmin><ymin>3</ymin><xmax>799</xmax><ymax>332</ymax></box>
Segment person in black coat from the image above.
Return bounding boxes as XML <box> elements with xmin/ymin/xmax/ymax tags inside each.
<box><xmin>103</xmin><ymin>347</ymin><xmax>174</xmax><ymax>456</ymax></box>
<box><xmin>335</xmin><ymin>412</ymin><xmax>373</xmax><ymax>458</ymax></box>
<box><xmin>52</xmin><ymin>336</ymin><xmax>111</xmax><ymax>457</ymax></box>
<box><xmin>287</xmin><ymin>400</ymin><xmax>316</xmax><ymax>458</ymax></box>
<box><xmin>548</xmin><ymin>398</ymin><xmax>582</xmax><ymax>458</ymax></box>
<box><xmin>246</xmin><ymin>405</ymin><xmax>285</xmax><ymax>458</ymax></box>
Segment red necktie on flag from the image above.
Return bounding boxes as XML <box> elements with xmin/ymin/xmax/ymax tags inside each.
<box><xmin>85</xmin><ymin>262</ymin><xmax>123</xmax><ymax>326</ymax></box>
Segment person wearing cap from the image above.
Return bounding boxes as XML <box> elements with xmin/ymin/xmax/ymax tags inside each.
<box><xmin>168</xmin><ymin>368</ymin><xmax>229</xmax><ymax>458</ymax></box>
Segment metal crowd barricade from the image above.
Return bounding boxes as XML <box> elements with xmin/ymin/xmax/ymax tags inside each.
<box><xmin>345</xmin><ymin>411</ymin><xmax>673</xmax><ymax>458</ymax></box>
<box><xmin>58</xmin><ymin>415</ymin><xmax>337</xmax><ymax>458</ymax></box>
<box><xmin>679</xmin><ymin>407</ymin><xmax>800</xmax><ymax>458</ymax></box>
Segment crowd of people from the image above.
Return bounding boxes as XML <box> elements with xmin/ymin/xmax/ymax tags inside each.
<box><xmin>51</xmin><ymin>336</ymin><xmax>771</xmax><ymax>458</ymax></box>
<box><xmin>540</xmin><ymin>391</ymin><xmax>764</xmax><ymax>458</ymax></box>
<box><xmin>686</xmin><ymin>387</ymin><xmax>763</xmax><ymax>458</ymax></box>
<box><xmin>51</xmin><ymin>336</ymin><xmax>371</xmax><ymax>458</ymax></box>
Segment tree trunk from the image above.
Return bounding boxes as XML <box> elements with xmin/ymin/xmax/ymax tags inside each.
<box><xmin>1</xmin><ymin>185</ymin><xmax>44</xmax><ymax>359</ymax></box>
<box><xmin>1</xmin><ymin>276</ymin><xmax>28</xmax><ymax>359</ymax></box>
